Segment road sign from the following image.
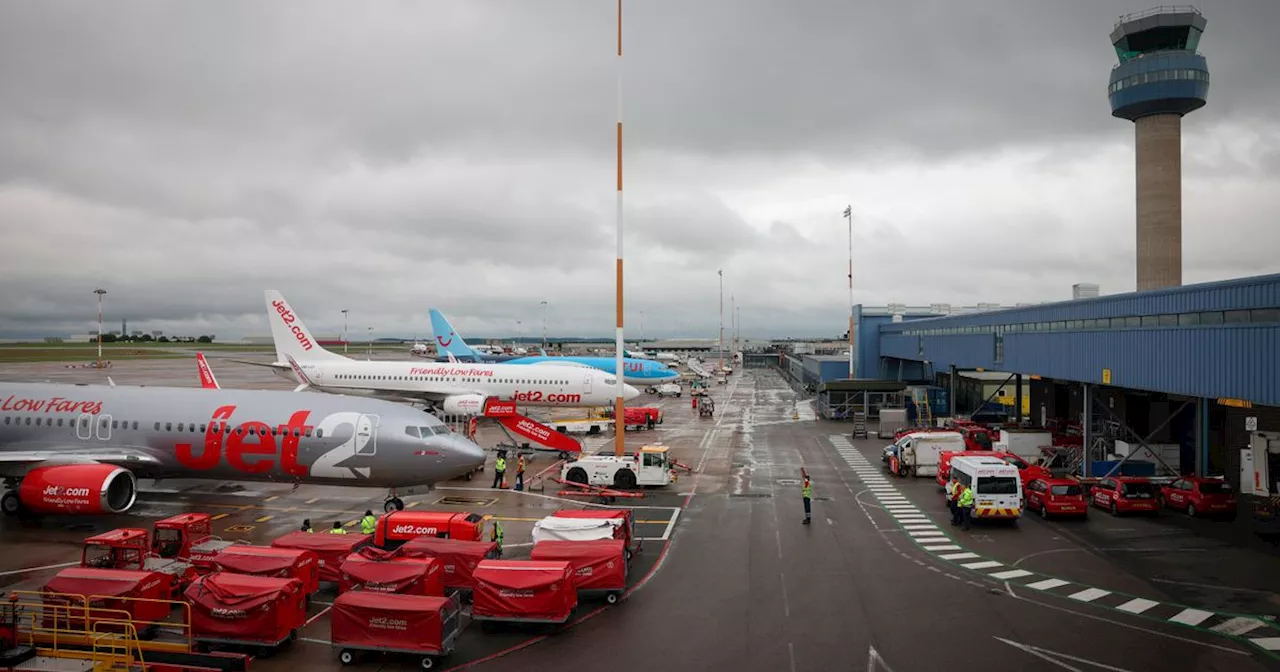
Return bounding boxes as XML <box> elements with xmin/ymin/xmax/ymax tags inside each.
<box><xmin>1101</xmin><ymin>368</ymin><xmax>1112</xmax><ymax>385</ymax></box>
<box><xmin>1246</xmin><ymin>416</ymin><xmax>1259</xmax><ymax>431</ymax></box>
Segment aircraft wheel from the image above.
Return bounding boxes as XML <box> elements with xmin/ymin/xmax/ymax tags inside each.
<box><xmin>1</xmin><ymin>491</ymin><xmax>20</xmax><ymax>516</ymax></box>
<box><xmin>385</xmin><ymin>497</ymin><xmax>405</xmax><ymax>513</ymax></box>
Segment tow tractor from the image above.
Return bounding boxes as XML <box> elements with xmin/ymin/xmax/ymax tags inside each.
<box><xmin>80</xmin><ymin>527</ymin><xmax>198</xmax><ymax>598</ymax></box>
<box><xmin>150</xmin><ymin>512</ymin><xmax>244</xmax><ymax>573</ymax></box>
<box><xmin>562</xmin><ymin>444</ymin><xmax>675</xmax><ymax>490</ymax></box>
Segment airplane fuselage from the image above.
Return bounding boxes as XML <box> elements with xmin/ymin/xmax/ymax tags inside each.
<box><xmin>0</xmin><ymin>383</ymin><xmax>485</xmax><ymax>488</ymax></box>
<box><xmin>503</xmin><ymin>356</ymin><xmax>680</xmax><ymax>384</ymax></box>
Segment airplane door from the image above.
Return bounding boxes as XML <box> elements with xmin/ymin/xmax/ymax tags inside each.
<box><xmin>96</xmin><ymin>415</ymin><xmax>112</xmax><ymax>441</ymax></box>
<box><xmin>76</xmin><ymin>414</ymin><xmax>93</xmax><ymax>440</ymax></box>
<box><xmin>355</xmin><ymin>415</ymin><xmax>378</xmax><ymax>456</ymax></box>
<box><xmin>584</xmin><ymin>373</ymin><xmax>592</xmax><ymax>395</ymax></box>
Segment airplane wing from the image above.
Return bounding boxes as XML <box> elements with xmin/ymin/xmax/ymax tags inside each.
<box><xmin>0</xmin><ymin>448</ymin><xmax>162</xmax><ymax>477</ymax></box>
<box><xmin>196</xmin><ymin>352</ymin><xmax>221</xmax><ymax>389</ymax></box>
<box><xmin>226</xmin><ymin>358</ymin><xmax>291</xmax><ymax>371</ymax></box>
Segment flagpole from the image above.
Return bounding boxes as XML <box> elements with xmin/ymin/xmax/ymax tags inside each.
<box><xmin>613</xmin><ymin>0</ymin><xmax>626</xmax><ymax>457</ymax></box>
<box><xmin>845</xmin><ymin>205</ymin><xmax>854</xmax><ymax>380</ymax></box>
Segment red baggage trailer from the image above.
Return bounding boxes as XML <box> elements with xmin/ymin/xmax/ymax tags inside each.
<box><xmin>271</xmin><ymin>530</ymin><xmax>370</xmax><ymax>583</ymax></box>
<box><xmin>373</xmin><ymin>511</ymin><xmax>487</xmax><ymax>549</ymax></box>
<box><xmin>339</xmin><ymin>549</ymin><xmax>443</xmax><ymax>597</ymax></box>
<box><xmin>185</xmin><ymin>572</ymin><xmax>306</xmax><ymax>653</ymax></box>
<box><xmin>396</xmin><ymin>538</ymin><xmax>499</xmax><ymax>595</ymax></box>
<box><xmin>551</xmin><ymin>508</ymin><xmax>639</xmax><ymax>559</ymax></box>
<box><xmin>330</xmin><ymin>591</ymin><xmax>462</xmax><ymax>669</ymax></box>
<box><xmin>213</xmin><ymin>545</ymin><xmax>321</xmax><ymax>596</ymax></box>
<box><xmin>43</xmin><ymin>567</ymin><xmax>172</xmax><ymax>635</ymax></box>
<box><xmin>471</xmin><ymin>560</ymin><xmax>577</xmax><ymax>626</ymax></box>
<box><xmin>529</xmin><ymin>540</ymin><xmax>627</xmax><ymax>604</ymax></box>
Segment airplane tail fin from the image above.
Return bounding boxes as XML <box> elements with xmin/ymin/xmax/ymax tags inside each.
<box><xmin>264</xmin><ymin>290</ymin><xmax>348</xmax><ymax>365</ymax></box>
<box><xmin>429</xmin><ymin>309</ymin><xmax>482</xmax><ymax>360</ymax></box>
<box><xmin>195</xmin><ymin>352</ymin><xmax>221</xmax><ymax>389</ymax></box>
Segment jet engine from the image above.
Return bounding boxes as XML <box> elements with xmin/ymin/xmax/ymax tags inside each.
<box><xmin>13</xmin><ymin>464</ymin><xmax>138</xmax><ymax>515</ymax></box>
<box><xmin>441</xmin><ymin>394</ymin><xmax>488</xmax><ymax>416</ymax></box>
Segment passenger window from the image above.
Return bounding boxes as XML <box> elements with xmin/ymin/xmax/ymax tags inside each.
<box><xmin>200</xmin><ymin>424</ymin><xmax>206</xmax><ymax>432</ymax></box>
<box><xmin>25</xmin><ymin>417</ymin><xmax>30</xmax><ymax>425</ymax></box>
<box><xmin>35</xmin><ymin>418</ymin><xmax>42</xmax><ymax>426</ymax></box>
<box><xmin>155</xmin><ymin>423</ymin><xmax>161</xmax><ymax>430</ymax></box>
<box><xmin>178</xmin><ymin>423</ymin><xmax>184</xmax><ymax>431</ymax></box>
<box><xmin>133</xmin><ymin>422</ymin><xmax>138</xmax><ymax>430</ymax></box>
<box><xmin>57</xmin><ymin>418</ymin><xmax>63</xmax><ymax>427</ymax></box>
<box><xmin>165</xmin><ymin>423</ymin><xmax>172</xmax><ymax>431</ymax></box>
<box><xmin>112</xmin><ymin>420</ymin><xmax>118</xmax><ymax>429</ymax></box>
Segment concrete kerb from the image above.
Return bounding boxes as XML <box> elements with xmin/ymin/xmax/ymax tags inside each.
<box><xmin>828</xmin><ymin>435</ymin><xmax>1280</xmax><ymax>659</ymax></box>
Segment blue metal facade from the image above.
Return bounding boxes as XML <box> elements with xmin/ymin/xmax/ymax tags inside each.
<box><xmin>853</xmin><ymin>306</ymin><xmax>937</xmax><ymax>381</ymax></box>
<box><xmin>1108</xmin><ymin>51</ymin><xmax>1209</xmax><ymax>120</ymax></box>
<box><xmin>877</xmin><ymin>274</ymin><xmax>1280</xmax><ymax>405</ymax></box>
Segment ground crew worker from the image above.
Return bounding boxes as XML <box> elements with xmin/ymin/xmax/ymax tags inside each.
<box><xmin>300</xmin><ymin>519</ymin><xmax>313</xmax><ymax>533</ymax></box>
<box><xmin>491</xmin><ymin>519</ymin><xmax>504</xmax><ymax>556</ymax></box>
<box><xmin>950</xmin><ymin>482</ymin><xmax>965</xmax><ymax>526</ymax></box>
<box><xmin>801</xmin><ymin>475</ymin><xmax>813</xmax><ymax>525</ymax></box>
<box><xmin>945</xmin><ymin>476</ymin><xmax>958</xmax><ymax>521</ymax></box>
<box><xmin>957</xmin><ymin>482</ymin><xmax>975</xmax><ymax>530</ymax></box>
<box><xmin>329</xmin><ymin>521</ymin><xmax>347</xmax><ymax>534</ymax></box>
<box><xmin>492</xmin><ymin>453</ymin><xmax>507</xmax><ymax>489</ymax></box>
<box><xmin>514</xmin><ymin>455</ymin><xmax>526</xmax><ymax>491</ymax></box>
<box><xmin>360</xmin><ymin>510</ymin><xmax>377</xmax><ymax>535</ymax></box>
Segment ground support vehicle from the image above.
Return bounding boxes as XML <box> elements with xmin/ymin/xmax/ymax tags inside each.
<box><xmin>699</xmin><ymin>397</ymin><xmax>716</xmax><ymax>417</ymax></box>
<box><xmin>80</xmin><ymin>528</ymin><xmax>196</xmax><ymax>599</ymax></box>
<box><xmin>550</xmin><ymin>508</ymin><xmax>639</xmax><ymax>560</ymax></box>
<box><xmin>185</xmin><ymin>573</ymin><xmax>306</xmax><ymax>655</ymax></box>
<box><xmin>212</xmin><ymin>545</ymin><xmax>321</xmax><ymax>597</ymax></box>
<box><xmin>529</xmin><ymin>539</ymin><xmax>628</xmax><ymax>604</ymax></box>
<box><xmin>1160</xmin><ymin>476</ymin><xmax>1238</xmax><ymax>519</ymax></box>
<box><xmin>936</xmin><ymin>450</ymin><xmax>1052</xmax><ymax>489</ymax></box>
<box><xmin>374</xmin><ymin>511</ymin><xmax>487</xmax><ymax>550</ymax></box>
<box><xmin>271</xmin><ymin>531</ymin><xmax>371</xmax><ymax>583</ymax></box>
<box><xmin>554</xmin><ymin>479</ymin><xmax>646</xmax><ymax>504</ymax></box>
<box><xmin>1024</xmin><ymin>478</ymin><xmax>1088</xmax><ymax>519</ymax></box>
<box><xmin>562</xmin><ymin>444</ymin><xmax>674</xmax><ymax>489</ymax></box>
<box><xmin>330</xmin><ymin>591</ymin><xmax>462</xmax><ymax>670</ymax></box>
<box><xmin>1089</xmin><ymin>476</ymin><xmax>1161</xmax><ymax>516</ymax></box>
<box><xmin>151</xmin><ymin>513</ymin><xmax>214</xmax><ymax>561</ymax></box>
<box><xmin>42</xmin><ymin>567</ymin><xmax>172</xmax><ymax>636</ymax></box>
<box><xmin>396</xmin><ymin>538</ymin><xmax>501</xmax><ymax>597</ymax></box>
<box><xmin>650</xmin><ymin>383</ymin><xmax>682</xmax><ymax>398</ymax></box>
<box><xmin>339</xmin><ymin>550</ymin><xmax>443</xmax><ymax>596</ymax></box>
<box><xmin>470</xmin><ymin>560</ymin><xmax>577</xmax><ymax>630</ymax></box>
<box><xmin>887</xmin><ymin>431</ymin><xmax>965</xmax><ymax>478</ymax></box>
<box><xmin>621</xmin><ymin>407</ymin><xmax>662</xmax><ymax>430</ymax></box>
<box><xmin>948</xmin><ymin>456</ymin><xmax>1024</xmax><ymax>522</ymax></box>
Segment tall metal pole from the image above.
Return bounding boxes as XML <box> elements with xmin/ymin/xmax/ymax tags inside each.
<box><xmin>342</xmin><ymin>309</ymin><xmax>349</xmax><ymax>355</ymax></box>
<box><xmin>730</xmin><ymin>295</ymin><xmax>735</xmax><ymax>357</ymax></box>
<box><xmin>718</xmin><ymin>269</ymin><xmax>724</xmax><ymax>372</ymax></box>
<box><xmin>366</xmin><ymin>327</ymin><xmax>372</xmax><ymax>358</ymax></box>
<box><xmin>613</xmin><ymin>0</ymin><xmax>626</xmax><ymax>457</ymax></box>
<box><xmin>640</xmin><ymin>310</ymin><xmax>645</xmax><ymax>343</ymax></box>
<box><xmin>540</xmin><ymin>301</ymin><xmax>547</xmax><ymax>350</ymax></box>
<box><xmin>844</xmin><ymin>205</ymin><xmax>854</xmax><ymax>380</ymax></box>
<box><xmin>94</xmin><ymin>288</ymin><xmax>106</xmax><ymax>367</ymax></box>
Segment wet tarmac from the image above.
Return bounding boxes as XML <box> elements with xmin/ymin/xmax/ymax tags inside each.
<box><xmin>1</xmin><ymin>355</ymin><xmax>1278</xmax><ymax>671</ymax></box>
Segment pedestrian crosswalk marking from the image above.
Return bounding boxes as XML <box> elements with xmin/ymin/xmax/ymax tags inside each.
<box><xmin>1026</xmin><ymin>578</ymin><xmax>1069</xmax><ymax>591</ymax></box>
<box><xmin>989</xmin><ymin>569</ymin><xmax>1033</xmax><ymax>581</ymax></box>
<box><xmin>1115</xmin><ymin>597</ymin><xmax>1159</xmax><ymax>614</ymax></box>
<box><xmin>1069</xmin><ymin>588</ymin><xmax>1111</xmax><ymax>603</ymax></box>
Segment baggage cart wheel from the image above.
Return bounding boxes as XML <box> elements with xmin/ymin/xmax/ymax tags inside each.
<box><xmin>339</xmin><ymin>649</ymin><xmax>357</xmax><ymax>665</ymax></box>
<box><xmin>606</xmin><ymin>592</ymin><xmax>620</xmax><ymax>604</ymax></box>
<box><xmin>420</xmin><ymin>656</ymin><xmax>436</xmax><ymax>670</ymax></box>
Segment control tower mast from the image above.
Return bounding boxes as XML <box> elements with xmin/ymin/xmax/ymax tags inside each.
<box><xmin>1107</xmin><ymin>6</ymin><xmax>1209</xmax><ymax>291</ymax></box>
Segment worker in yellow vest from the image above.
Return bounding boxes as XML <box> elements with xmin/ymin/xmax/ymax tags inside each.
<box><xmin>957</xmin><ymin>484</ymin><xmax>975</xmax><ymax>530</ymax></box>
<box><xmin>359</xmin><ymin>510</ymin><xmax>377</xmax><ymax>535</ymax></box>
<box><xmin>801</xmin><ymin>475</ymin><xmax>813</xmax><ymax>525</ymax></box>
<box><xmin>329</xmin><ymin>521</ymin><xmax>348</xmax><ymax>534</ymax></box>
<box><xmin>300</xmin><ymin>519</ymin><xmax>313</xmax><ymax>533</ymax></box>
<box><xmin>491</xmin><ymin>519</ymin><xmax>504</xmax><ymax>557</ymax></box>
<box><xmin>492</xmin><ymin>454</ymin><xmax>507</xmax><ymax>489</ymax></box>
<box><xmin>945</xmin><ymin>476</ymin><xmax>958</xmax><ymax>522</ymax></box>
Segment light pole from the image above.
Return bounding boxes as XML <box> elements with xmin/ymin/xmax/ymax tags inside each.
<box><xmin>718</xmin><ymin>269</ymin><xmax>724</xmax><ymax>372</ymax></box>
<box><xmin>640</xmin><ymin>310</ymin><xmax>645</xmax><ymax>343</ymax></box>
<box><xmin>366</xmin><ymin>327</ymin><xmax>372</xmax><ymax>358</ymax></box>
<box><xmin>540</xmin><ymin>301</ymin><xmax>547</xmax><ymax>350</ymax></box>
<box><xmin>844</xmin><ymin>205</ymin><xmax>854</xmax><ymax>380</ymax></box>
<box><xmin>93</xmin><ymin>288</ymin><xmax>107</xmax><ymax>368</ymax></box>
<box><xmin>613</xmin><ymin>0</ymin><xmax>627</xmax><ymax>457</ymax></box>
<box><xmin>341</xmin><ymin>309</ymin><xmax>349</xmax><ymax>354</ymax></box>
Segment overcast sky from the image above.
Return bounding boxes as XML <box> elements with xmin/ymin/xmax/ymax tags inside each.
<box><xmin>1</xmin><ymin>0</ymin><xmax>1278</xmax><ymax>341</ymax></box>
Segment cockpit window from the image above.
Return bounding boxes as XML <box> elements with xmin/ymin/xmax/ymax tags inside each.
<box><xmin>405</xmin><ymin>426</ymin><xmax>422</xmax><ymax>439</ymax></box>
<box><xmin>604</xmin><ymin>378</ymin><xmax>617</xmax><ymax>386</ymax></box>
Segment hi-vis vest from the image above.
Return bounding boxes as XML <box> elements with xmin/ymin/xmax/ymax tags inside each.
<box><xmin>958</xmin><ymin>487</ymin><xmax>974</xmax><ymax>508</ymax></box>
<box><xmin>517</xmin><ymin>456</ymin><xmax>526</xmax><ymax>473</ymax></box>
<box><xmin>360</xmin><ymin>515</ymin><xmax>377</xmax><ymax>534</ymax></box>
<box><xmin>329</xmin><ymin>527</ymin><xmax>348</xmax><ymax>534</ymax></box>
<box><xmin>946</xmin><ymin>482</ymin><xmax>956</xmax><ymax>498</ymax></box>
<box><xmin>495</xmin><ymin>457</ymin><xmax>507</xmax><ymax>472</ymax></box>
<box><xmin>802</xmin><ymin>481</ymin><xmax>813</xmax><ymax>499</ymax></box>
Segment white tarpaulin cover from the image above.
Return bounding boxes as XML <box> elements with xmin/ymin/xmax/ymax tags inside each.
<box><xmin>532</xmin><ymin>516</ymin><xmax>622</xmax><ymax>544</ymax></box>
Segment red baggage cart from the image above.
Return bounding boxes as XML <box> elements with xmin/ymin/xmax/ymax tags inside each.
<box><xmin>339</xmin><ymin>549</ymin><xmax>443</xmax><ymax>597</ymax></box>
<box><xmin>213</xmin><ymin>545</ymin><xmax>321</xmax><ymax>596</ymax></box>
<box><xmin>185</xmin><ymin>572</ymin><xmax>306</xmax><ymax>653</ymax></box>
<box><xmin>396</xmin><ymin>538</ymin><xmax>499</xmax><ymax>594</ymax></box>
<box><xmin>271</xmin><ymin>530</ymin><xmax>370</xmax><ymax>583</ymax></box>
<box><xmin>374</xmin><ymin>511</ymin><xmax>487</xmax><ymax>549</ymax></box>
<box><xmin>551</xmin><ymin>508</ymin><xmax>639</xmax><ymax>559</ymax></box>
<box><xmin>471</xmin><ymin>560</ymin><xmax>577</xmax><ymax>626</ymax></box>
<box><xmin>330</xmin><ymin>591</ymin><xmax>462</xmax><ymax>669</ymax></box>
<box><xmin>43</xmin><ymin>567</ymin><xmax>172</xmax><ymax>635</ymax></box>
<box><xmin>529</xmin><ymin>540</ymin><xmax>627</xmax><ymax>604</ymax></box>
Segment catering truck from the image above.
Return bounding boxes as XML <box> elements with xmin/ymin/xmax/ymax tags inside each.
<box><xmin>887</xmin><ymin>431</ymin><xmax>965</xmax><ymax>478</ymax></box>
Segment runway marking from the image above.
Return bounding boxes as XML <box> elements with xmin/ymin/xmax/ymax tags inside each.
<box><xmin>263</xmin><ymin>496</ymin><xmax>279</xmax><ymax>502</ymax></box>
<box><xmin>961</xmin><ymin>560</ymin><xmax>1003</xmax><ymax>570</ymax></box>
<box><xmin>0</xmin><ymin>561</ymin><xmax>79</xmax><ymax>577</ymax></box>
<box><xmin>1027</xmin><ymin>578</ymin><xmax>1070</xmax><ymax>591</ymax></box>
<box><xmin>938</xmin><ymin>551</ymin><xmax>979</xmax><ymax>560</ymax></box>
<box><xmin>305</xmin><ymin>605</ymin><xmax>331</xmax><ymax>627</ymax></box>
<box><xmin>1212</xmin><ymin>617</ymin><xmax>1267</xmax><ymax>636</ymax></box>
<box><xmin>994</xmin><ymin>637</ymin><xmax>1138</xmax><ymax>672</ymax></box>
<box><xmin>989</xmin><ymin>569</ymin><xmax>1034</xmax><ymax>581</ymax></box>
<box><xmin>304</xmin><ymin>498</ymin><xmax>320</xmax><ymax>504</ymax></box>
<box><xmin>779</xmin><ymin>573</ymin><xmax>790</xmax><ymax>617</ymax></box>
<box><xmin>1168</xmin><ymin>608</ymin><xmax>1214</xmax><ymax>627</ymax></box>
<box><xmin>210</xmin><ymin>513</ymin><xmax>229</xmax><ymax>521</ymax></box>
<box><xmin>1069</xmin><ymin>588</ymin><xmax>1112</xmax><ymax>603</ymax></box>
<box><xmin>255</xmin><ymin>515</ymin><xmax>273</xmax><ymax>523</ymax></box>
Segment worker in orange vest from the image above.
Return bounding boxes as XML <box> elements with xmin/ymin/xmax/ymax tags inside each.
<box><xmin>514</xmin><ymin>454</ymin><xmax>527</xmax><ymax>491</ymax></box>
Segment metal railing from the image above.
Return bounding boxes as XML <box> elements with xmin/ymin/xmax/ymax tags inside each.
<box><xmin>9</xmin><ymin>589</ymin><xmax>194</xmax><ymax>661</ymax></box>
<box><xmin>1116</xmin><ymin>5</ymin><xmax>1201</xmax><ymax>26</ymax></box>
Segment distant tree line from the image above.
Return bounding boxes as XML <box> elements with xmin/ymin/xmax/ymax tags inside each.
<box><xmin>88</xmin><ymin>334</ymin><xmax>215</xmax><ymax>344</ymax></box>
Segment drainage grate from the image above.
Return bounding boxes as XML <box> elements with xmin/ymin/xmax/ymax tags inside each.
<box><xmin>729</xmin><ymin>493</ymin><xmax>773</xmax><ymax>498</ymax></box>
<box><xmin>435</xmin><ymin>496</ymin><xmax>497</xmax><ymax>507</ymax></box>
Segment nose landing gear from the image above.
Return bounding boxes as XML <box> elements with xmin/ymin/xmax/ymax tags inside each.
<box><xmin>384</xmin><ymin>488</ymin><xmax>405</xmax><ymax>513</ymax></box>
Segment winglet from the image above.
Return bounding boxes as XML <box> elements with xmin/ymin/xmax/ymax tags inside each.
<box><xmin>196</xmin><ymin>352</ymin><xmax>221</xmax><ymax>389</ymax></box>
<box><xmin>446</xmin><ymin>352</ymin><xmax>458</xmax><ymax>364</ymax></box>
<box><xmin>538</xmin><ymin>347</ymin><xmax>548</xmax><ymax>356</ymax></box>
<box><xmin>284</xmin><ymin>353</ymin><xmax>313</xmax><ymax>391</ymax></box>
<box><xmin>107</xmin><ymin>377</ymin><xmax>116</xmax><ymax>388</ymax></box>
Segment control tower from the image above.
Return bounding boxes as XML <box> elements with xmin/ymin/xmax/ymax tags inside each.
<box><xmin>1108</xmin><ymin>6</ymin><xmax>1209</xmax><ymax>291</ymax></box>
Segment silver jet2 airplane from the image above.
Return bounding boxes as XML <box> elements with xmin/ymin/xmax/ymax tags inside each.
<box><xmin>0</xmin><ymin>381</ymin><xmax>487</xmax><ymax>516</ymax></box>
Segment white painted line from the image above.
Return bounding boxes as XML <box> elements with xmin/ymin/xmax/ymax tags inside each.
<box><xmin>902</xmin><ymin>524</ymin><xmax>939</xmax><ymax>530</ymax></box>
<box><xmin>937</xmin><ymin>551</ymin><xmax>978</xmax><ymax>559</ymax></box>
<box><xmin>1069</xmin><ymin>588</ymin><xmax>1112</xmax><ymax>603</ymax></box>
<box><xmin>1025</xmin><ymin>578</ymin><xmax>1070</xmax><ymax>591</ymax></box>
<box><xmin>893</xmin><ymin>514</ymin><xmax>929</xmax><ymax>519</ymax></box>
<box><xmin>989</xmin><ymin>569</ymin><xmax>1034</xmax><ymax>581</ymax></box>
<box><xmin>885</xmin><ymin>507</ymin><xmax>920</xmax><ymax>513</ymax></box>
<box><xmin>1248</xmin><ymin>637</ymin><xmax>1280</xmax><ymax>651</ymax></box>
<box><xmin>1211</xmin><ymin>617</ymin><xmax>1266</xmax><ymax>636</ymax></box>
<box><xmin>1114</xmin><ymin>597</ymin><xmax>1160</xmax><ymax>615</ymax></box>
<box><xmin>0</xmin><ymin>561</ymin><xmax>79</xmax><ymax>577</ymax></box>
<box><xmin>1168</xmin><ymin>608</ymin><xmax>1214</xmax><ymax>627</ymax></box>
<box><xmin>662</xmin><ymin>508</ymin><xmax>681</xmax><ymax>541</ymax></box>
<box><xmin>299</xmin><ymin>636</ymin><xmax>332</xmax><ymax>645</ymax></box>
<box><xmin>961</xmin><ymin>560</ymin><xmax>1003</xmax><ymax>570</ymax></box>
<box><xmin>920</xmin><ymin>544</ymin><xmax>963</xmax><ymax>552</ymax></box>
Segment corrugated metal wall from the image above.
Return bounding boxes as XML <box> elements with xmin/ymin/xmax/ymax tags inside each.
<box><xmin>882</xmin><ymin>326</ymin><xmax>1280</xmax><ymax>405</ymax></box>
